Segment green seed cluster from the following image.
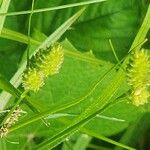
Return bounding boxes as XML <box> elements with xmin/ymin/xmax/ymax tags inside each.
<box><xmin>22</xmin><ymin>68</ymin><xmax>44</xmax><ymax>92</ymax></box>
<box><xmin>127</xmin><ymin>49</ymin><xmax>150</xmax><ymax>106</ymax></box>
<box><xmin>22</xmin><ymin>43</ymin><xmax>64</xmax><ymax>92</ymax></box>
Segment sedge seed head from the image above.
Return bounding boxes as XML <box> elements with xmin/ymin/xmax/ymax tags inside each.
<box><xmin>22</xmin><ymin>43</ymin><xmax>64</xmax><ymax>92</ymax></box>
<box><xmin>22</xmin><ymin>68</ymin><xmax>44</xmax><ymax>92</ymax></box>
<box><xmin>131</xmin><ymin>88</ymin><xmax>149</xmax><ymax>106</ymax></box>
<box><xmin>128</xmin><ymin>49</ymin><xmax>150</xmax><ymax>88</ymax></box>
<box><xmin>127</xmin><ymin>49</ymin><xmax>150</xmax><ymax>106</ymax></box>
<box><xmin>38</xmin><ymin>43</ymin><xmax>64</xmax><ymax>77</ymax></box>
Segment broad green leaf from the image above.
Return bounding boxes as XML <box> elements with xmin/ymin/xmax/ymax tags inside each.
<box><xmin>6</xmin><ymin>40</ymin><xmax>128</xmax><ymax>149</ymax></box>
<box><xmin>32</xmin><ymin>0</ymin><xmax>148</xmax><ymax>63</ymax></box>
<box><xmin>8</xmin><ymin>38</ymin><xmax>146</xmax><ymax>150</ymax></box>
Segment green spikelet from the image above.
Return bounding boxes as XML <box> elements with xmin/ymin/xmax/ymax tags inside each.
<box><xmin>37</xmin><ymin>44</ymin><xmax>64</xmax><ymax>77</ymax></box>
<box><xmin>127</xmin><ymin>49</ymin><xmax>150</xmax><ymax>106</ymax></box>
<box><xmin>22</xmin><ymin>43</ymin><xmax>64</xmax><ymax>92</ymax></box>
<box><xmin>22</xmin><ymin>68</ymin><xmax>44</xmax><ymax>92</ymax></box>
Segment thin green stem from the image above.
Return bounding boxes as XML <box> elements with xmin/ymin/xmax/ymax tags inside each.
<box><xmin>130</xmin><ymin>4</ymin><xmax>150</xmax><ymax>50</ymax></box>
<box><xmin>27</xmin><ymin>0</ymin><xmax>35</xmax><ymax>66</ymax></box>
<box><xmin>0</xmin><ymin>0</ymin><xmax>106</xmax><ymax>16</ymax></box>
<box><xmin>109</xmin><ymin>39</ymin><xmax>120</xmax><ymax>64</ymax></box>
<box><xmin>64</xmin><ymin>49</ymin><xmax>108</xmax><ymax>65</ymax></box>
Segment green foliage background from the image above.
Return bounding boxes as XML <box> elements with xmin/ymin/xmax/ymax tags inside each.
<box><xmin>0</xmin><ymin>0</ymin><xmax>149</xmax><ymax>150</ymax></box>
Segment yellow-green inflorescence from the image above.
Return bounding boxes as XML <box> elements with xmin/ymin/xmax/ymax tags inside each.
<box><xmin>127</xmin><ymin>49</ymin><xmax>150</xmax><ymax>106</ymax></box>
<box><xmin>22</xmin><ymin>68</ymin><xmax>44</xmax><ymax>92</ymax></box>
<box><xmin>22</xmin><ymin>43</ymin><xmax>64</xmax><ymax>92</ymax></box>
<box><xmin>37</xmin><ymin>44</ymin><xmax>64</xmax><ymax>77</ymax></box>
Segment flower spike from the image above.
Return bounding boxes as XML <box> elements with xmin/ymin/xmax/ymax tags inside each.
<box><xmin>127</xmin><ymin>49</ymin><xmax>150</xmax><ymax>106</ymax></box>
<box><xmin>22</xmin><ymin>43</ymin><xmax>64</xmax><ymax>92</ymax></box>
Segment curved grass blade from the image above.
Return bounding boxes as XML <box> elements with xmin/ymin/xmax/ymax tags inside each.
<box><xmin>0</xmin><ymin>74</ymin><xmax>20</xmax><ymax>98</ymax></box>
<box><xmin>0</xmin><ymin>0</ymin><xmax>11</xmax><ymax>34</ymax></box>
<box><xmin>130</xmin><ymin>4</ymin><xmax>150</xmax><ymax>51</ymax></box>
<box><xmin>1</xmin><ymin>28</ymin><xmax>40</xmax><ymax>45</ymax></box>
<box><xmin>82</xmin><ymin>129</ymin><xmax>135</xmax><ymax>150</ymax></box>
<box><xmin>0</xmin><ymin>0</ymin><xmax>106</xmax><ymax>17</ymax></box>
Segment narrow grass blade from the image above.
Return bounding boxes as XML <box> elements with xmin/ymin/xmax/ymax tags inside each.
<box><xmin>108</xmin><ymin>39</ymin><xmax>120</xmax><ymax>64</ymax></box>
<box><xmin>1</xmin><ymin>28</ymin><xmax>40</xmax><ymax>45</ymax></box>
<box><xmin>82</xmin><ymin>129</ymin><xmax>136</xmax><ymax>150</ymax></box>
<box><xmin>0</xmin><ymin>0</ymin><xmax>106</xmax><ymax>16</ymax></box>
<box><xmin>0</xmin><ymin>74</ymin><xmax>20</xmax><ymax>98</ymax></box>
<box><xmin>130</xmin><ymin>4</ymin><xmax>150</xmax><ymax>51</ymax></box>
<box><xmin>0</xmin><ymin>0</ymin><xmax>11</xmax><ymax>34</ymax></box>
